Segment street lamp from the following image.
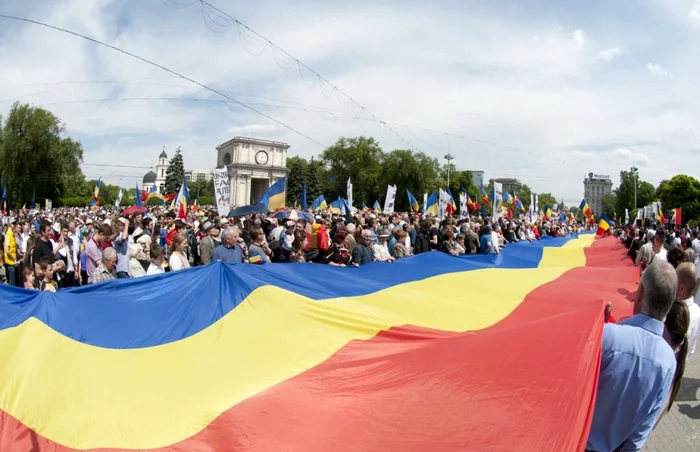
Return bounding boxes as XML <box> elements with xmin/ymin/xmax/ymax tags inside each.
<box><xmin>444</xmin><ymin>153</ymin><xmax>454</xmax><ymax>188</ymax></box>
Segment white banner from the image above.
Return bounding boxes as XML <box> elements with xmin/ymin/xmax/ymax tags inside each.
<box><xmin>492</xmin><ymin>182</ymin><xmax>503</xmax><ymax>222</ymax></box>
<box><xmin>383</xmin><ymin>184</ymin><xmax>397</xmax><ymax>214</ymax></box>
<box><xmin>438</xmin><ymin>188</ymin><xmax>448</xmax><ymax>221</ymax></box>
<box><xmin>534</xmin><ymin>194</ymin><xmax>539</xmax><ymax>216</ymax></box>
<box><xmin>459</xmin><ymin>193</ymin><xmax>469</xmax><ymax>219</ymax></box>
<box><xmin>625</xmin><ymin>208</ymin><xmax>629</xmax><ymax>225</ymax></box>
<box><xmin>423</xmin><ymin>192</ymin><xmax>428</xmax><ymax>214</ymax></box>
<box><xmin>213</xmin><ymin>167</ymin><xmax>231</xmax><ymax>216</ymax></box>
<box><xmin>529</xmin><ymin>192</ymin><xmax>534</xmax><ymax>216</ymax></box>
<box><xmin>115</xmin><ymin>188</ymin><xmax>124</xmax><ymax>208</ymax></box>
<box><xmin>347</xmin><ymin>178</ymin><xmax>353</xmax><ymax>211</ymax></box>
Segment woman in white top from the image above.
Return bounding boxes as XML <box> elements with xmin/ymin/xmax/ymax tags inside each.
<box><xmin>127</xmin><ymin>243</ymin><xmax>146</xmax><ymax>278</ymax></box>
<box><xmin>168</xmin><ymin>232</ymin><xmax>190</xmax><ymax>271</ymax></box>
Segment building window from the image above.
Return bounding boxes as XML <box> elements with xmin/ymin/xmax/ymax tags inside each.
<box><xmin>161</xmin><ymin>169</ymin><xmax>164</xmax><ymax>177</ymax></box>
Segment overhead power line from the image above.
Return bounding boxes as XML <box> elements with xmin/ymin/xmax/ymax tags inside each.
<box><xmin>164</xmin><ymin>0</ymin><xmax>421</xmax><ymax>152</ymax></box>
<box><xmin>0</xmin><ymin>14</ymin><xmax>327</xmax><ymax>149</ymax></box>
<box><xmin>38</xmin><ymin>96</ymin><xmax>575</xmax><ymax>167</ymax></box>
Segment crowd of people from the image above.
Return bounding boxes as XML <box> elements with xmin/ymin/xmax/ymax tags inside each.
<box><xmin>0</xmin><ymin>205</ymin><xmax>583</xmax><ymax>290</ymax></box>
<box><xmin>585</xmin><ymin>223</ymin><xmax>700</xmax><ymax>451</ymax></box>
<box><xmin>1</xmin><ymin>203</ymin><xmax>699</xmax><ymax>449</ymax></box>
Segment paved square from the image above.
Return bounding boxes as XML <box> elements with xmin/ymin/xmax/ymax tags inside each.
<box><xmin>645</xmin><ymin>350</ymin><xmax>700</xmax><ymax>451</ymax></box>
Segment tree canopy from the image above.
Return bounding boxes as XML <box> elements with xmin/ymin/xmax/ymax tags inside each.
<box><xmin>658</xmin><ymin>174</ymin><xmax>700</xmax><ymax>222</ymax></box>
<box><xmin>0</xmin><ymin>102</ymin><xmax>85</xmax><ymax>206</ymax></box>
<box><xmin>164</xmin><ymin>147</ymin><xmax>185</xmax><ymax>195</ymax></box>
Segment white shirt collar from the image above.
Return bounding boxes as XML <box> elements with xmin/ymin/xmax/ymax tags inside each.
<box><xmin>681</xmin><ymin>296</ymin><xmax>695</xmax><ymax>307</ymax></box>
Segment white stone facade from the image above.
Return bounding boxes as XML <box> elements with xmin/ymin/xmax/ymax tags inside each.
<box><xmin>215</xmin><ymin>137</ymin><xmax>289</xmax><ymax>207</ymax></box>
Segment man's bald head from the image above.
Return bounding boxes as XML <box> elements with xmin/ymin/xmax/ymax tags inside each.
<box><xmin>676</xmin><ymin>262</ymin><xmax>698</xmax><ymax>300</ymax></box>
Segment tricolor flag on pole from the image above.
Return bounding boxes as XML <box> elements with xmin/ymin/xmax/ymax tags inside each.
<box><xmin>173</xmin><ymin>178</ymin><xmax>190</xmax><ymax>219</ymax></box>
<box><xmin>90</xmin><ymin>178</ymin><xmax>101</xmax><ymax>207</ymax></box>
<box><xmin>115</xmin><ymin>188</ymin><xmax>124</xmax><ymax>208</ymax></box>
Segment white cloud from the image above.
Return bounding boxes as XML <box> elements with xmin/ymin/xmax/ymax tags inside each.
<box><xmin>570</xmin><ymin>30</ymin><xmax>587</xmax><ymax>51</ymax></box>
<box><xmin>647</xmin><ymin>62</ymin><xmax>672</xmax><ymax>76</ymax></box>
<box><xmin>598</xmin><ymin>47</ymin><xmax>623</xmax><ymax>61</ymax></box>
<box><xmin>1</xmin><ymin>0</ymin><xmax>699</xmax><ymax>205</ymax></box>
<box><xmin>691</xmin><ymin>1</ymin><xmax>700</xmax><ymax>24</ymax></box>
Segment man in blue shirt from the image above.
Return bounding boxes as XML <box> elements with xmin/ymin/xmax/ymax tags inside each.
<box><xmin>212</xmin><ymin>226</ymin><xmax>243</xmax><ymax>264</ymax></box>
<box><xmin>586</xmin><ymin>259</ymin><xmax>678</xmax><ymax>452</ymax></box>
<box><xmin>479</xmin><ymin>225</ymin><xmax>494</xmax><ymax>254</ymax></box>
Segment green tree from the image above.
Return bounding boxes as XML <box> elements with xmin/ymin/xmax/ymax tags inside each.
<box><xmin>188</xmin><ymin>179</ymin><xmax>215</xmax><ymax>199</ymax></box>
<box><xmin>537</xmin><ymin>193</ymin><xmax>557</xmax><ymax>211</ymax></box>
<box><xmin>321</xmin><ymin>137</ymin><xmax>383</xmax><ymax>205</ymax></box>
<box><xmin>379</xmin><ymin>150</ymin><xmax>442</xmax><ymax>211</ymax></box>
<box><xmin>0</xmin><ymin>102</ymin><xmax>85</xmax><ymax>206</ymax></box>
<box><xmin>615</xmin><ymin>169</ymin><xmax>655</xmax><ymax>214</ymax></box>
<box><xmin>306</xmin><ymin>158</ymin><xmax>325</xmax><ymax>203</ymax></box>
<box><xmin>601</xmin><ymin>193</ymin><xmax>617</xmax><ymax>217</ymax></box>
<box><xmin>164</xmin><ymin>147</ymin><xmax>185</xmax><ymax>195</ymax></box>
<box><xmin>658</xmin><ymin>174</ymin><xmax>700</xmax><ymax>222</ymax></box>
<box><xmin>513</xmin><ymin>182</ymin><xmax>532</xmax><ymax>210</ymax></box>
<box><xmin>286</xmin><ymin>155</ymin><xmax>307</xmax><ymax>206</ymax></box>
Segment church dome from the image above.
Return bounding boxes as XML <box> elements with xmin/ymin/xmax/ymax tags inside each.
<box><xmin>143</xmin><ymin>171</ymin><xmax>157</xmax><ymax>184</ymax></box>
<box><xmin>159</xmin><ymin>150</ymin><xmax>168</xmax><ymax>159</ymax></box>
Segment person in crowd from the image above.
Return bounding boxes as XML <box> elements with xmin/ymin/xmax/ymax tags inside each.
<box><xmin>480</xmin><ymin>225</ymin><xmax>495</xmax><ymax>255</ymax></box>
<box><xmin>127</xmin><ymin>243</ymin><xmax>147</xmax><ymax>278</ymax></box>
<box><xmin>248</xmin><ymin>227</ymin><xmax>272</xmax><ymax>263</ymax></box>
<box><xmin>392</xmin><ymin>229</ymin><xmax>408</xmax><ymax>259</ymax></box>
<box><xmin>23</xmin><ymin>266</ymin><xmax>34</xmax><ymax>289</ymax></box>
<box><xmin>288</xmin><ymin>230</ymin><xmax>308</xmax><ymax>263</ymax></box>
<box><xmin>278</xmin><ymin>221</ymin><xmax>296</xmax><ymax>262</ymax></box>
<box><xmin>373</xmin><ymin>228</ymin><xmax>395</xmax><ymax>262</ymax></box>
<box><xmin>414</xmin><ymin>220</ymin><xmax>432</xmax><ymax>254</ymax></box>
<box><xmin>352</xmin><ymin>229</ymin><xmax>375</xmax><ymax>266</ymax></box>
<box><xmin>676</xmin><ymin>262</ymin><xmax>700</xmax><ymax>356</ymax></box>
<box><xmin>586</xmin><ymin>259</ymin><xmax>678</xmax><ymax>452</ymax></box>
<box><xmin>636</xmin><ymin>229</ymin><xmax>668</xmax><ymax>267</ymax></box>
<box><xmin>212</xmin><ymin>226</ymin><xmax>244</xmax><ymax>264</ymax></box>
<box><xmin>667</xmin><ymin>247</ymin><xmax>684</xmax><ymax>269</ymax></box>
<box><xmin>168</xmin><ymin>232</ymin><xmax>191</xmax><ymax>271</ymax></box>
<box><xmin>56</xmin><ymin>222</ymin><xmax>79</xmax><ymax>287</ymax></box>
<box><xmin>4</xmin><ymin>217</ymin><xmax>18</xmax><ymax>286</ymax></box>
<box><xmin>85</xmin><ymin>224</ymin><xmax>110</xmax><ymax>284</ymax></box>
<box><xmin>199</xmin><ymin>221</ymin><xmax>219</xmax><ymax>265</ymax></box>
<box><xmin>147</xmin><ymin>245</ymin><xmax>166</xmax><ymax>276</ymax></box>
<box><xmin>324</xmin><ymin>229</ymin><xmax>353</xmax><ymax>266</ymax></box>
<box><xmin>37</xmin><ymin>257</ymin><xmax>56</xmax><ymax>292</ymax></box>
<box><xmin>439</xmin><ymin>228</ymin><xmax>460</xmax><ymax>256</ymax></box>
<box><xmin>661</xmin><ymin>300</ymin><xmax>690</xmax><ymax>416</ymax></box>
<box><xmin>112</xmin><ymin>217</ymin><xmax>131</xmax><ymax>279</ymax></box>
<box><xmin>32</xmin><ymin>220</ymin><xmax>55</xmax><ymax>277</ymax></box>
<box><xmin>92</xmin><ymin>247</ymin><xmax>117</xmax><ymax>284</ymax></box>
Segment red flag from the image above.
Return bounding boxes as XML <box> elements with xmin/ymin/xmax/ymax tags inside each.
<box><xmin>673</xmin><ymin>208</ymin><xmax>682</xmax><ymax>226</ymax></box>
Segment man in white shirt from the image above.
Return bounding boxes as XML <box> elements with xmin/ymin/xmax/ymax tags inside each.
<box><xmin>636</xmin><ymin>230</ymin><xmax>667</xmax><ymax>266</ymax></box>
<box><xmin>679</xmin><ymin>262</ymin><xmax>700</xmax><ymax>355</ymax></box>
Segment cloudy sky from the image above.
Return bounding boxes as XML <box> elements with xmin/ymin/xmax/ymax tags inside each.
<box><xmin>1</xmin><ymin>0</ymin><xmax>699</xmax><ymax>204</ymax></box>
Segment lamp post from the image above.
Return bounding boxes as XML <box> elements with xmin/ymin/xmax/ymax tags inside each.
<box><xmin>444</xmin><ymin>153</ymin><xmax>454</xmax><ymax>188</ymax></box>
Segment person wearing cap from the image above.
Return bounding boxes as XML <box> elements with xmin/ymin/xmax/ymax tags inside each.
<box><xmin>373</xmin><ymin>228</ymin><xmax>395</xmax><ymax>262</ymax></box>
<box><xmin>199</xmin><ymin>221</ymin><xmax>220</xmax><ymax>265</ymax></box>
<box><xmin>112</xmin><ymin>217</ymin><xmax>131</xmax><ymax>278</ymax></box>
<box><xmin>3</xmin><ymin>217</ymin><xmax>19</xmax><ymax>286</ymax></box>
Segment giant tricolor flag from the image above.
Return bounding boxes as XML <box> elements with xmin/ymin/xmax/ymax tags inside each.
<box><xmin>0</xmin><ymin>234</ymin><xmax>640</xmax><ymax>451</ymax></box>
